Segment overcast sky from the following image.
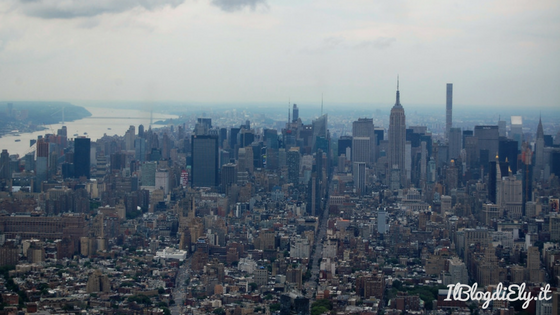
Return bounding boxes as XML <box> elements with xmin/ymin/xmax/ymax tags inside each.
<box><xmin>0</xmin><ymin>0</ymin><xmax>559</xmax><ymax>109</ymax></box>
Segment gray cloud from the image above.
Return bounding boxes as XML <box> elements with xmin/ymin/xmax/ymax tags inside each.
<box><xmin>12</xmin><ymin>0</ymin><xmax>185</xmax><ymax>19</ymax></box>
<box><xmin>353</xmin><ymin>37</ymin><xmax>396</xmax><ymax>50</ymax></box>
<box><xmin>211</xmin><ymin>0</ymin><xmax>267</xmax><ymax>12</ymax></box>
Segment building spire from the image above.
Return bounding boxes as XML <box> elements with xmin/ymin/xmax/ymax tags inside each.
<box><xmin>395</xmin><ymin>75</ymin><xmax>401</xmax><ymax>106</ymax></box>
<box><xmin>537</xmin><ymin>114</ymin><xmax>544</xmax><ymax>139</ymax></box>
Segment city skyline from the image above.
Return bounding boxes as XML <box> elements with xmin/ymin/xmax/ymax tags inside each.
<box><xmin>0</xmin><ymin>0</ymin><xmax>559</xmax><ymax>108</ymax></box>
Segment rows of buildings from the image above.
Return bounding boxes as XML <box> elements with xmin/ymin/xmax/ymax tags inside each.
<box><xmin>0</xmin><ymin>83</ymin><xmax>560</xmax><ymax>314</ymax></box>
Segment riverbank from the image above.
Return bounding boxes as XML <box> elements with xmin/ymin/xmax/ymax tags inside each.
<box><xmin>0</xmin><ymin>107</ymin><xmax>178</xmax><ymax>156</ymax></box>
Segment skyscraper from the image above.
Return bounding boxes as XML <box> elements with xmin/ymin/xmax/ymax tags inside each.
<box><xmin>353</xmin><ymin>162</ymin><xmax>366</xmax><ymax>195</ymax></box>
<box><xmin>338</xmin><ymin>136</ymin><xmax>352</xmax><ymax>158</ymax></box>
<box><xmin>521</xmin><ymin>146</ymin><xmax>533</xmax><ymax>216</ymax></box>
<box><xmin>378</xmin><ymin>208</ymin><xmax>387</xmax><ymax>234</ymax></box>
<box><xmin>312</xmin><ymin>114</ymin><xmax>328</xmax><ymax>152</ymax></box>
<box><xmin>74</xmin><ymin>137</ymin><xmax>91</xmax><ymax>179</ymax></box>
<box><xmin>448</xmin><ymin>127</ymin><xmax>462</xmax><ymax>161</ymax></box>
<box><xmin>510</xmin><ymin>116</ymin><xmax>523</xmax><ymax>150</ymax></box>
<box><xmin>0</xmin><ymin>150</ymin><xmax>10</xmax><ymax>180</ymax></box>
<box><xmin>292</xmin><ymin>104</ymin><xmax>299</xmax><ymax>122</ymax></box>
<box><xmin>534</xmin><ymin>116</ymin><xmax>545</xmax><ymax>181</ymax></box>
<box><xmin>352</xmin><ymin>118</ymin><xmax>376</xmax><ymax>165</ymax></box>
<box><xmin>124</xmin><ymin>125</ymin><xmax>135</xmax><ymax>151</ymax></box>
<box><xmin>388</xmin><ymin>79</ymin><xmax>406</xmax><ymax>188</ymax></box>
<box><xmin>287</xmin><ymin>148</ymin><xmax>301</xmax><ymax>185</ymax></box>
<box><xmin>191</xmin><ymin>135</ymin><xmax>219</xmax><ymax>188</ymax></box>
<box><xmin>352</xmin><ymin>137</ymin><xmax>370</xmax><ymax>165</ymax></box>
<box><xmin>474</xmin><ymin>125</ymin><xmax>499</xmax><ymax>169</ymax></box>
<box><xmin>498</xmin><ymin>137</ymin><xmax>518</xmax><ymax>173</ymax></box>
<box><xmin>446</xmin><ymin>83</ymin><xmax>453</xmax><ymax>140</ymax></box>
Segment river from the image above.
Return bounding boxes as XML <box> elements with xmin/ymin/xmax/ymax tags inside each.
<box><xmin>0</xmin><ymin>107</ymin><xmax>178</xmax><ymax>157</ymax></box>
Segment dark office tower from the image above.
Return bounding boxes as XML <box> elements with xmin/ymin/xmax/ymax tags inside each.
<box><xmin>135</xmin><ymin>138</ymin><xmax>146</xmax><ymax>162</ymax></box>
<box><xmin>162</xmin><ymin>133</ymin><xmax>171</xmax><ymax>160</ymax></box>
<box><xmin>24</xmin><ymin>152</ymin><xmax>35</xmax><ymax>172</ymax></box>
<box><xmin>544</xmin><ymin>135</ymin><xmax>553</xmax><ymax>147</ymax></box>
<box><xmin>219</xmin><ymin>128</ymin><xmax>227</xmax><ymax>148</ymax></box>
<box><xmin>374</xmin><ymin>129</ymin><xmax>384</xmax><ymax>145</ymax></box>
<box><xmin>446</xmin><ymin>83</ymin><xmax>453</xmax><ymax>140</ymax></box>
<box><xmin>474</xmin><ymin>125</ymin><xmax>499</xmax><ymax>169</ymax></box>
<box><xmin>229</xmin><ymin>127</ymin><xmax>240</xmax><ymax>151</ymax></box>
<box><xmin>74</xmin><ymin>137</ymin><xmax>91</xmax><ymax>179</ymax></box>
<box><xmin>338</xmin><ymin>136</ymin><xmax>352</xmax><ymax>157</ymax></box>
<box><xmin>498</xmin><ymin>137</ymin><xmax>518</xmax><ymax>173</ymax></box>
<box><xmin>264</xmin><ymin>129</ymin><xmax>278</xmax><ymax>149</ymax></box>
<box><xmin>312</xmin><ymin>114</ymin><xmax>328</xmax><ymax>151</ymax></box>
<box><xmin>462</xmin><ymin>130</ymin><xmax>473</xmax><ymax>149</ymax></box>
<box><xmin>138</xmin><ymin>124</ymin><xmax>144</xmax><ymax>138</ymax></box>
<box><xmin>352</xmin><ymin>118</ymin><xmax>376</xmax><ymax>165</ymax></box>
<box><xmin>221</xmin><ymin>163</ymin><xmax>237</xmax><ymax>194</ymax></box>
<box><xmin>388</xmin><ymin>79</ymin><xmax>406</xmax><ymax>188</ymax></box>
<box><xmin>198</xmin><ymin>118</ymin><xmax>212</xmax><ymax>129</ymax></box>
<box><xmin>521</xmin><ymin>146</ymin><xmax>533</xmax><ymax>216</ymax></box>
<box><xmin>449</xmin><ymin>127</ymin><xmax>462</xmax><ymax>161</ymax></box>
<box><xmin>0</xmin><ymin>149</ymin><xmax>10</xmax><ymax>180</ymax></box>
<box><xmin>287</xmin><ymin>148</ymin><xmax>300</xmax><ymax>185</ymax></box>
<box><xmin>551</xmin><ymin>150</ymin><xmax>560</xmax><ymax>177</ymax></box>
<box><xmin>238</xmin><ymin>129</ymin><xmax>255</xmax><ymax>148</ymax></box>
<box><xmin>292</xmin><ymin>104</ymin><xmax>299</xmax><ymax>122</ymax></box>
<box><xmin>111</xmin><ymin>152</ymin><xmax>126</xmax><ymax>170</ymax></box>
<box><xmin>191</xmin><ymin>135</ymin><xmax>219</xmax><ymax>188</ymax></box>
<box><xmin>534</xmin><ymin>117</ymin><xmax>545</xmax><ymax>181</ymax></box>
<box><xmin>61</xmin><ymin>162</ymin><xmax>74</xmax><ymax>179</ymax></box>
<box><xmin>266</xmin><ymin>148</ymin><xmax>279</xmax><ymax>170</ymax></box>
<box><xmin>252</xmin><ymin>142</ymin><xmax>264</xmax><ymax>168</ymax></box>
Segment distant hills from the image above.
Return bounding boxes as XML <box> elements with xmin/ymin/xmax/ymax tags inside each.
<box><xmin>0</xmin><ymin>102</ymin><xmax>91</xmax><ymax>125</ymax></box>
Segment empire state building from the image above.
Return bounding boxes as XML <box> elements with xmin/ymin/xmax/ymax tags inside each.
<box><xmin>388</xmin><ymin>79</ymin><xmax>406</xmax><ymax>189</ymax></box>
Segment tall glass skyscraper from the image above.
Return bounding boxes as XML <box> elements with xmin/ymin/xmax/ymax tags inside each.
<box><xmin>74</xmin><ymin>137</ymin><xmax>91</xmax><ymax>179</ymax></box>
<box><xmin>191</xmin><ymin>135</ymin><xmax>219</xmax><ymax>188</ymax></box>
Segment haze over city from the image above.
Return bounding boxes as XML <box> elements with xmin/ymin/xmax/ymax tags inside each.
<box><xmin>1</xmin><ymin>1</ymin><xmax>560</xmax><ymax>315</ymax></box>
<box><xmin>1</xmin><ymin>0</ymin><xmax>559</xmax><ymax>108</ymax></box>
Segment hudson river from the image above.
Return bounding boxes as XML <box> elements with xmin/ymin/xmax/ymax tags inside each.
<box><xmin>0</xmin><ymin>107</ymin><xmax>178</xmax><ymax>156</ymax></box>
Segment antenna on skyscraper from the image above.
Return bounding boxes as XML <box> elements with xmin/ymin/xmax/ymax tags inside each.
<box><xmin>150</xmin><ymin>109</ymin><xmax>153</xmax><ymax>129</ymax></box>
<box><xmin>397</xmin><ymin>75</ymin><xmax>399</xmax><ymax>91</ymax></box>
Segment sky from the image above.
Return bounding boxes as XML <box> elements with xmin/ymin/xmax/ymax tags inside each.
<box><xmin>0</xmin><ymin>0</ymin><xmax>559</xmax><ymax>109</ymax></box>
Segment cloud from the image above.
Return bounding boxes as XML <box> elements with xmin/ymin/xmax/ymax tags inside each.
<box><xmin>11</xmin><ymin>0</ymin><xmax>185</xmax><ymax>19</ymax></box>
<box><xmin>210</xmin><ymin>0</ymin><xmax>267</xmax><ymax>12</ymax></box>
<box><xmin>354</xmin><ymin>37</ymin><xmax>396</xmax><ymax>50</ymax></box>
